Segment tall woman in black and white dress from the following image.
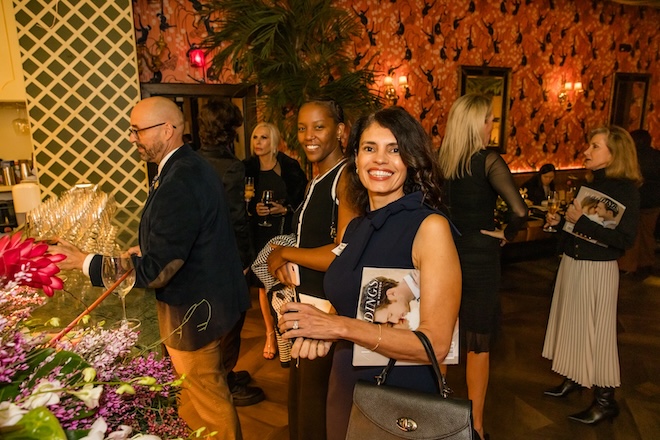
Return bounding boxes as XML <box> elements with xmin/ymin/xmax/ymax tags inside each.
<box><xmin>267</xmin><ymin>98</ymin><xmax>359</xmax><ymax>440</ymax></box>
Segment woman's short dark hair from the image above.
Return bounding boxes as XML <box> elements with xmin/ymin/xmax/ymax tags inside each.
<box><xmin>301</xmin><ymin>97</ymin><xmax>345</xmax><ymax>124</ymax></box>
<box><xmin>198</xmin><ymin>99</ymin><xmax>244</xmax><ymax>150</ymax></box>
<box><xmin>538</xmin><ymin>163</ymin><xmax>556</xmax><ymax>175</ymax></box>
<box><xmin>345</xmin><ymin>106</ymin><xmax>443</xmax><ymax>213</ymax></box>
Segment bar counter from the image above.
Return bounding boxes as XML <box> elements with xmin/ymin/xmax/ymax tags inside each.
<box><xmin>29</xmin><ymin>205</ymin><xmax>161</xmax><ymax>348</ymax></box>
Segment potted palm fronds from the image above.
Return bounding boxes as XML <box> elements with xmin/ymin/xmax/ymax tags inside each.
<box><xmin>199</xmin><ymin>0</ymin><xmax>382</xmax><ymax>161</ymax></box>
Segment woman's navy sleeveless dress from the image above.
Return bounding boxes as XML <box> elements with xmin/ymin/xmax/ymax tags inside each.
<box><xmin>323</xmin><ymin>191</ymin><xmax>441</xmax><ymax>440</ymax></box>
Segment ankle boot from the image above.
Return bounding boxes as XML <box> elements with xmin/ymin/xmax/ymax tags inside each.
<box><xmin>544</xmin><ymin>378</ymin><xmax>581</xmax><ymax>397</ymax></box>
<box><xmin>568</xmin><ymin>387</ymin><xmax>619</xmax><ymax>425</ymax></box>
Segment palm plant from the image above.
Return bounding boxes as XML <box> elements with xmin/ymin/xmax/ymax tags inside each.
<box><xmin>199</xmin><ymin>0</ymin><xmax>382</xmax><ymax>159</ymax></box>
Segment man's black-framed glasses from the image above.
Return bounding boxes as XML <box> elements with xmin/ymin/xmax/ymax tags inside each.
<box><xmin>128</xmin><ymin>122</ymin><xmax>176</xmax><ymax>138</ymax></box>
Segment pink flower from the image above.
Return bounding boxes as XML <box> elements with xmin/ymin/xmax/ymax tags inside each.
<box><xmin>0</xmin><ymin>233</ymin><xmax>65</xmax><ymax>296</ymax></box>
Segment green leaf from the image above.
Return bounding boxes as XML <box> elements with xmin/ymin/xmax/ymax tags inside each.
<box><xmin>31</xmin><ymin>350</ymin><xmax>91</xmax><ymax>385</ymax></box>
<box><xmin>0</xmin><ymin>407</ymin><xmax>67</xmax><ymax>440</ymax></box>
<box><xmin>0</xmin><ymin>348</ymin><xmax>54</xmax><ymax>402</ymax></box>
<box><xmin>65</xmin><ymin>429</ymin><xmax>92</xmax><ymax>440</ymax></box>
<box><xmin>0</xmin><ymin>349</ymin><xmax>91</xmax><ymax>402</ymax></box>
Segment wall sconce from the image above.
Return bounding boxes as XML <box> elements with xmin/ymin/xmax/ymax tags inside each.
<box><xmin>383</xmin><ymin>74</ymin><xmax>410</xmax><ymax>106</ymax></box>
<box><xmin>398</xmin><ymin>75</ymin><xmax>408</xmax><ymax>91</ymax></box>
<box><xmin>384</xmin><ymin>75</ymin><xmax>397</xmax><ymax>106</ymax></box>
<box><xmin>189</xmin><ymin>48</ymin><xmax>205</xmax><ymax>68</ymax></box>
<box><xmin>558</xmin><ymin>78</ymin><xmax>583</xmax><ymax>108</ymax></box>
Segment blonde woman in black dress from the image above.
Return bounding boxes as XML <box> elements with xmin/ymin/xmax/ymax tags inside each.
<box><xmin>437</xmin><ymin>93</ymin><xmax>527</xmax><ymax>440</ymax></box>
<box><xmin>244</xmin><ymin>122</ymin><xmax>307</xmax><ymax>360</ymax></box>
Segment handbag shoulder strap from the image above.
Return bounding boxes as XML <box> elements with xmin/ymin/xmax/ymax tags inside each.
<box><xmin>374</xmin><ymin>330</ymin><xmax>452</xmax><ymax>398</ymax></box>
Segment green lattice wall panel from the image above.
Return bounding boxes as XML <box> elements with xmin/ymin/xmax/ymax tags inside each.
<box><xmin>12</xmin><ymin>0</ymin><xmax>146</xmax><ymax>207</ymax></box>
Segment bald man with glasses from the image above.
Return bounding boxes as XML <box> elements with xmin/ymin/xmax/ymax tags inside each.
<box><xmin>53</xmin><ymin>96</ymin><xmax>249</xmax><ymax>439</ymax></box>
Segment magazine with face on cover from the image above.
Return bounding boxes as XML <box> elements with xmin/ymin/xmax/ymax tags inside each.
<box><xmin>562</xmin><ymin>186</ymin><xmax>626</xmax><ymax>247</ymax></box>
<box><xmin>352</xmin><ymin>267</ymin><xmax>459</xmax><ymax>366</ymax></box>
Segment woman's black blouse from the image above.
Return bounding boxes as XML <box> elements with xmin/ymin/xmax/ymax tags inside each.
<box><xmin>559</xmin><ymin>168</ymin><xmax>639</xmax><ymax>261</ymax></box>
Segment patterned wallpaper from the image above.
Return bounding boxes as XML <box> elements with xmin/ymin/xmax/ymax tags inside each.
<box><xmin>12</xmin><ymin>0</ymin><xmax>145</xmax><ymax>206</ymax></box>
<box><xmin>134</xmin><ymin>0</ymin><xmax>659</xmax><ymax>172</ymax></box>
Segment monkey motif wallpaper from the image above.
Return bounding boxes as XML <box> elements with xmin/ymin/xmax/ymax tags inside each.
<box><xmin>132</xmin><ymin>0</ymin><xmax>659</xmax><ymax>172</ymax></box>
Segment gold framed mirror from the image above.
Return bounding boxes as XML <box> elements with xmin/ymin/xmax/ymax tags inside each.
<box><xmin>460</xmin><ymin>66</ymin><xmax>511</xmax><ymax>154</ymax></box>
<box><xmin>609</xmin><ymin>73</ymin><xmax>650</xmax><ymax>131</ymax></box>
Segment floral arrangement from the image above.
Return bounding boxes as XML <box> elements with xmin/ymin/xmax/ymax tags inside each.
<box><xmin>0</xmin><ymin>233</ymin><xmax>192</xmax><ymax>440</ymax></box>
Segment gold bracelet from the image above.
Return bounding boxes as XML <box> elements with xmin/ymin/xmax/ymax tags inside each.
<box><xmin>370</xmin><ymin>323</ymin><xmax>382</xmax><ymax>351</ymax></box>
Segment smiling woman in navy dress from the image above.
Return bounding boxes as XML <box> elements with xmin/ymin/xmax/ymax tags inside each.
<box><xmin>278</xmin><ymin>106</ymin><xmax>461</xmax><ymax>440</ymax></box>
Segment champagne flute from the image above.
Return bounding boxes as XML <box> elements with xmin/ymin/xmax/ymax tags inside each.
<box><xmin>258</xmin><ymin>190</ymin><xmax>274</xmax><ymax>227</ymax></box>
<box><xmin>543</xmin><ymin>191</ymin><xmax>560</xmax><ymax>233</ymax></box>
<box><xmin>102</xmin><ymin>254</ymin><xmax>140</xmax><ymax>329</ymax></box>
<box><xmin>244</xmin><ymin>177</ymin><xmax>255</xmax><ymax>213</ymax></box>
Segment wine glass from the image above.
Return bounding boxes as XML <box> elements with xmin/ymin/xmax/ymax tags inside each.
<box><xmin>543</xmin><ymin>191</ymin><xmax>560</xmax><ymax>233</ymax></box>
<box><xmin>102</xmin><ymin>255</ymin><xmax>140</xmax><ymax>329</ymax></box>
<box><xmin>258</xmin><ymin>190</ymin><xmax>274</xmax><ymax>227</ymax></box>
<box><xmin>244</xmin><ymin>177</ymin><xmax>255</xmax><ymax>213</ymax></box>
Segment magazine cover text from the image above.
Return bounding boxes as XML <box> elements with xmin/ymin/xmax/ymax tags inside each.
<box><xmin>353</xmin><ymin>267</ymin><xmax>459</xmax><ymax>367</ymax></box>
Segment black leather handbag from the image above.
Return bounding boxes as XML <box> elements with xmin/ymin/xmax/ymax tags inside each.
<box><xmin>345</xmin><ymin>331</ymin><xmax>474</xmax><ymax>440</ymax></box>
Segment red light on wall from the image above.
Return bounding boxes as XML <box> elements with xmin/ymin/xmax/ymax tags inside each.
<box><xmin>189</xmin><ymin>49</ymin><xmax>205</xmax><ymax>67</ymax></box>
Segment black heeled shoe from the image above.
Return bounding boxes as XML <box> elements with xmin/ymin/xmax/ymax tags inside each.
<box><xmin>568</xmin><ymin>387</ymin><xmax>619</xmax><ymax>425</ymax></box>
<box><xmin>544</xmin><ymin>379</ymin><xmax>581</xmax><ymax>397</ymax></box>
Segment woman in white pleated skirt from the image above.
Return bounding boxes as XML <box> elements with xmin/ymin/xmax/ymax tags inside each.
<box><xmin>542</xmin><ymin>126</ymin><xmax>641</xmax><ymax>425</ymax></box>
<box><xmin>543</xmin><ymin>256</ymin><xmax>620</xmax><ymax>386</ymax></box>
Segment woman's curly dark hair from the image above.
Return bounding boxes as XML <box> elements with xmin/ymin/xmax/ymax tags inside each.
<box><xmin>345</xmin><ymin>106</ymin><xmax>444</xmax><ymax>213</ymax></box>
<box><xmin>198</xmin><ymin>98</ymin><xmax>244</xmax><ymax>150</ymax></box>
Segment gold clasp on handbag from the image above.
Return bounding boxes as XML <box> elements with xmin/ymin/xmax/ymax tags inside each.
<box><xmin>396</xmin><ymin>417</ymin><xmax>418</xmax><ymax>432</ymax></box>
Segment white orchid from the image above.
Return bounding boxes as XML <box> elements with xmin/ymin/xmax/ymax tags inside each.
<box><xmin>69</xmin><ymin>383</ymin><xmax>103</xmax><ymax>409</ymax></box>
<box><xmin>22</xmin><ymin>379</ymin><xmax>62</xmax><ymax>409</ymax></box>
<box><xmin>106</xmin><ymin>424</ymin><xmax>132</xmax><ymax>439</ymax></box>
<box><xmin>79</xmin><ymin>417</ymin><xmax>108</xmax><ymax>440</ymax></box>
<box><xmin>0</xmin><ymin>401</ymin><xmax>27</xmax><ymax>427</ymax></box>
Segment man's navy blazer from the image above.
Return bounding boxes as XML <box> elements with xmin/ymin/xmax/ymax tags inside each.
<box><xmin>91</xmin><ymin>145</ymin><xmax>250</xmax><ymax>350</ymax></box>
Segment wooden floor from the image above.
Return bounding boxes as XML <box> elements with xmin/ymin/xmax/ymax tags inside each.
<box><xmin>37</xmin><ymin>245</ymin><xmax>660</xmax><ymax>439</ymax></box>
<box><xmin>234</xmin><ymin>248</ymin><xmax>660</xmax><ymax>440</ymax></box>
